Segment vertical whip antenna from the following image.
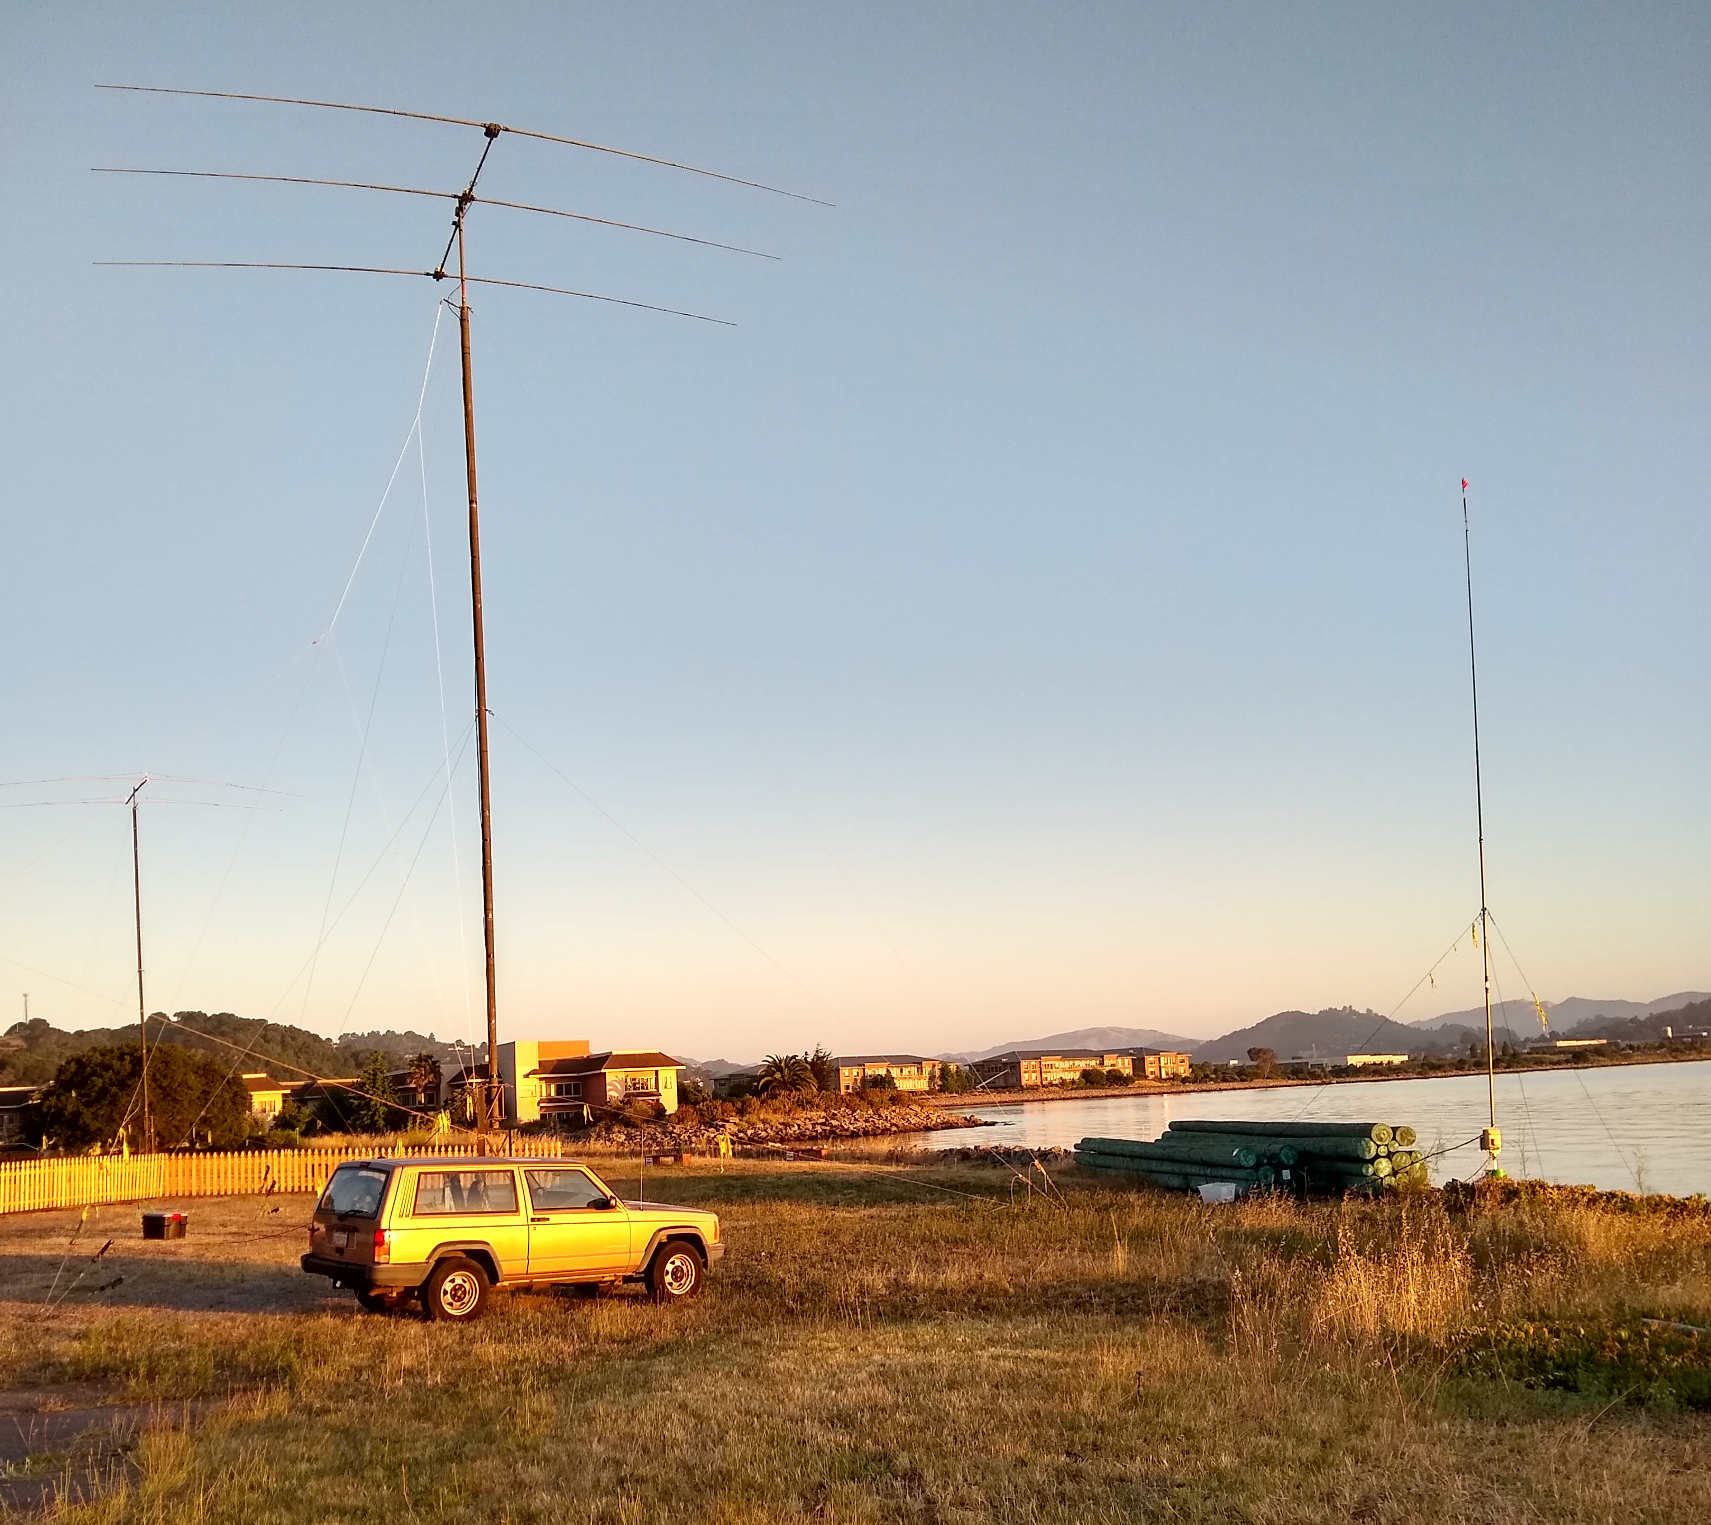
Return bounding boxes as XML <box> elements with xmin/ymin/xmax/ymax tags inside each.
<box><xmin>1461</xmin><ymin>480</ymin><xmax>1498</xmax><ymax>1156</ymax></box>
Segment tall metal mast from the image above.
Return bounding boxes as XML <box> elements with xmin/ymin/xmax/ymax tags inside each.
<box><xmin>1460</xmin><ymin>482</ymin><xmax>1500</xmax><ymax>1163</ymax></box>
<box><xmin>126</xmin><ymin>775</ymin><xmax>153</xmax><ymax>1150</ymax></box>
<box><xmin>445</xmin><ymin>133</ymin><xmax>503</xmax><ymax>1132</ymax></box>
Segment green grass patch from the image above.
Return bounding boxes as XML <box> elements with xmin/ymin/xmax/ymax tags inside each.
<box><xmin>1454</xmin><ymin>1319</ymin><xmax>1711</xmax><ymax>1409</ymax></box>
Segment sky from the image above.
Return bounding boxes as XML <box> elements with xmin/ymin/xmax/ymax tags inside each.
<box><xmin>3</xmin><ymin>2</ymin><xmax>1707</xmax><ymax>1062</ymax></box>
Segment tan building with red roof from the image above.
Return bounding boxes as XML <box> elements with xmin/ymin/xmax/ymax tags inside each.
<box><xmin>241</xmin><ymin>1072</ymin><xmax>287</xmax><ymax>1120</ymax></box>
<box><xmin>497</xmin><ymin>1040</ymin><xmax>685</xmax><ymax>1125</ymax></box>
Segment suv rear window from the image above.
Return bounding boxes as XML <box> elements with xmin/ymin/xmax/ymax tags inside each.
<box><xmin>319</xmin><ymin>1166</ymin><xmax>388</xmax><ymax>1219</ymax></box>
<box><xmin>411</xmin><ymin>1169</ymin><xmax>520</xmax><ymax>1216</ymax></box>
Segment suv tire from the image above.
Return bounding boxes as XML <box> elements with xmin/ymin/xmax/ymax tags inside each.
<box><xmin>424</xmin><ymin>1256</ymin><xmax>490</xmax><ymax>1322</ymax></box>
<box><xmin>647</xmin><ymin>1240</ymin><xmax>704</xmax><ymax>1304</ymax></box>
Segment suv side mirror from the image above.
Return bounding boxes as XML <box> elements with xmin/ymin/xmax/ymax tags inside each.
<box><xmin>591</xmin><ymin>1195</ymin><xmax>618</xmax><ymax>1210</ymax></box>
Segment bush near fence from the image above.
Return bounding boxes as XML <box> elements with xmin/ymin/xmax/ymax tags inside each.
<box><xmin>0</xmin><ymin>1139</ymin><xmax>572</xmax><ymax>1215</ymax></box>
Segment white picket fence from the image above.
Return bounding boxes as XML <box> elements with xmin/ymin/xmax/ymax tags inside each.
<box><xmin>0</xmin><ymin>1139</ymin><xmax>572</xmax><ymax>1215</ymax></box>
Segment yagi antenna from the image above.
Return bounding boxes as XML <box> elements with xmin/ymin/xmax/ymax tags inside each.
<box><xmin>91</xmin><ymin>168</ymin><xmax>782</xmax><ymax>261</ymax></box>
<box><xmin>96</xmin><ymin>83</ymin><xmax>834</xmax><ymax>206</ymax></box>
<box><xmin>96</xmin><ymin>84</ymin><xmax>827</xmax><ymax>1135</ymax></box>
<box><xmin>93</xmin><ymin>262</ymin><xmax>738</xmax><ymax>325</ymax></box>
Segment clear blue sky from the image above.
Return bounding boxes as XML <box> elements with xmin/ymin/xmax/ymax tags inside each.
<box><xmin>3</xmin><ymin>3</ymin><xmax>1706</xmax><ymax>1060</ymax></box>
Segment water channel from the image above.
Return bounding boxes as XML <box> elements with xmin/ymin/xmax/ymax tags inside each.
<box><xmin>909</xmin><ymin>1059</ymin><xmax>1711</xmax><ymax>1196</ymax></box>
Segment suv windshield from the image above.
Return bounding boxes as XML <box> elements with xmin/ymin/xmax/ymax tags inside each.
<box><xmin>319</xmin><ymin>1166</ymin><xmax>388</xmax><ymax>1219</ymax></box>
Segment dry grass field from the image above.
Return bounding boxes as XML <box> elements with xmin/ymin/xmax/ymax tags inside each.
<box><xmin>0</xmin><ymin>1159</ymin><xmax>1707</xmax><ymax>1523</ymax></box>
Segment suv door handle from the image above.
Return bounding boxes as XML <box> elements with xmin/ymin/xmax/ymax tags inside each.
<box><xmin>530</xmin><ymin>1215</ymin><xmax>548</xmax><ymax>1223</ymax></box>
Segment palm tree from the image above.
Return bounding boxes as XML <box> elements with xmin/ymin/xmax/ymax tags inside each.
<box><xmin>756</xmin><ymin>1053</ymin><xmax>815</xmax><ymax>1096</ymax></box>
<box><xmin>406</xmin><ymin>1051</ymin><xmax>443</xmax><ymax>1105</ymax></box>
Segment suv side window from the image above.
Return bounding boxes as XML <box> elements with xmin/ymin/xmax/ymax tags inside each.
<box><xmin>411</xmin><ymin>1169</ymin><xmax>520</xmax><ymax>1216</ymax></box>
<box><xmin>524</xmin><ymin>1168</ymin><xmax>611</xmax><ymax>1211</ymax></box>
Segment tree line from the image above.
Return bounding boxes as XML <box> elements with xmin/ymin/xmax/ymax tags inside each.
<box><xmin>11</xmin><ymin>1043</ymin><xmax>451</xmax><ymax>1153</ymax></box>
<box><xmin>730</xmin><ymin>1048</ymin><xmax>980</xmax><ymax>1097</ymax></box>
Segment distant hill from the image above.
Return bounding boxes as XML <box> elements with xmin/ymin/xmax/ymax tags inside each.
<box><xmin>336</xmin><ymin>1029</ymin><xmax>479</xmax><ymax>1067</ymax></box>
<box><xmin>1413</xmin><ymin>992</ymin><xmax>1708</xmax><ymax>1035</ymax></box>
<box><xmin>946</xmin><ymin>1025</ymin><xmax>1198</xmax><ymax>1064</ymax></box>
<box><xmin>0</xmin><ymin>1012</ymin><xmax>474</xmax><ymax>1088</ymax></box>
<box><xmin>1571</xmin><ymin>995</ymin><xmax>1711</xmax><ymax>1043</ymax></box>
<box><xmin>1192</xmin><ymin>1008</ymin><xmax>1427</xmax><ymax>1065</ymax></box>
<box><xmin>681</xmin><ymin>1058</ymin><xmax>756</xmax><ymax>1085</ymax></box>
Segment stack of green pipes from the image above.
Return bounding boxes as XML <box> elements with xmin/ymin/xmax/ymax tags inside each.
<box><xmin>1075</xmin><ymin>1120</ymin><xmax>1429</xmax><ymax>1197</ymax></box>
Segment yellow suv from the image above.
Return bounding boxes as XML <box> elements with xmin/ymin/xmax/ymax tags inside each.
<box><xmin>300</xmin><ymin>1157</ymin><xmax>723</xmax><ymax>1320</ymax></box>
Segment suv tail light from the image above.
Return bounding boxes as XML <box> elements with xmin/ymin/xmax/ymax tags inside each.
<box><xmin>373</xmin><ymin>1229</ymin><xmax>392</xmax><ymax>1264</ymax></box>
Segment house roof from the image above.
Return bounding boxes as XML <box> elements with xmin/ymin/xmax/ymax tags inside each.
<box><xmin>530</xmin><ymin>1050</ymin><xmax>683</xmax><ymax>1077</ymax></box>
<box><xmin>976</xmin><ymin>1048</ymin><xmax>1133</xmax><ymax>1062</ymax></box>
<box><xmin>241</xmin><ymin>1074</ymin><xmax>285</xmax><ymax>1094</ymax></box>
<box><xmin>0</xmin><ymin>1085</ymin><xmax>39</xmax><ymax>1105</ymax></box>
<box><xmin>834</xmin><ymin>1055</ymin><xmax>935</xmax><ymax>1066</ymax></box>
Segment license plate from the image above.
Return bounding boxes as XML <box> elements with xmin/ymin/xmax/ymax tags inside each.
<box><xmin>333</xmin><ymin>1228</ymin><xmax>350</xmax><ymax>1251</ymax></box>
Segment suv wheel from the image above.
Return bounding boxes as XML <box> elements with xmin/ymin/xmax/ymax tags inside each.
<box><xmin>424</xmin><ymin>1257</ymin><xmax>490</xmax><ymax>1322</ymax></box>
<box><xmin>647</xmin><ymin>1240</ymin><xmax>704</xmax><ymax>1304</ymax></box>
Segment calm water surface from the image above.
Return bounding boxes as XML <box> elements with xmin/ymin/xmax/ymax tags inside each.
<box><xmin>915</xmin><ymin>1060</ymin><xmax>1711</xmax><ymax>1196</ymax></box>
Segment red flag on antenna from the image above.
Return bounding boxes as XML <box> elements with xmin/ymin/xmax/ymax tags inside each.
<box><xmin>1461</xmin><ymin>478</ymin><xmax>1469</xmax><ymax>491</ymax></box>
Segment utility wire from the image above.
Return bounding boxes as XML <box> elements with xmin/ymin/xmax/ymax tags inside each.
<box><xmin>263</xmin><ymin>725</ymin><xmax>473</xmax><ymax>1021</ymax></box>
<box><xmin>491</xmin><ymin>711</ymin><xmax>791</xmax><ymax>976</ymax></box>
<box><xmin>336</xmin><ymin>749</ymin><xmax>464</xmax><ymax>1026</ymax></box>
<box><xmin>1285</xmin><ymin>918</ymin><xmax>1479</xmax><ymax>1123</ymax></box>
<box><xmin>319</xmin><ymin>304</ymin><xmax>447</xmax><ymax>642</ymax></box>
<box><xmin>416</xmin><ymin>365</ymin><xmax>474</xmax><ymax>1046</ymax></box>
<box><xmin>1489</xmin><ymin>911</ymin><xmax>1641</xmax><ymax>1190</ymax></box>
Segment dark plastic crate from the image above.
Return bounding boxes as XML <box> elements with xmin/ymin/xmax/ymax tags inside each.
<box><xmin>141</xmin><ymin>1211</ymin><xmax>187</xmax><ymax>1240</ymax></box>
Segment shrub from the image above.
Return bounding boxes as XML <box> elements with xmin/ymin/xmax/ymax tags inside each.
<box><xmin>1455</xmin><ymin>1321</ymin><xmax>1711</xmax><ymax>1409</ymax></box>
<box><xmin>269</xmin><ymin>1130</ymin><xmax>301</xmax><ymax>1150</ymax></box>
<box><xmin>616</xmin><ymin>1098</ymin><xmax>667</xmax><ymax>1125</ymax></box>
<box><xmin>35</xmin><ymin>1043</ymin><xmax>252</xmax><ymax>1151</ymax></box>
